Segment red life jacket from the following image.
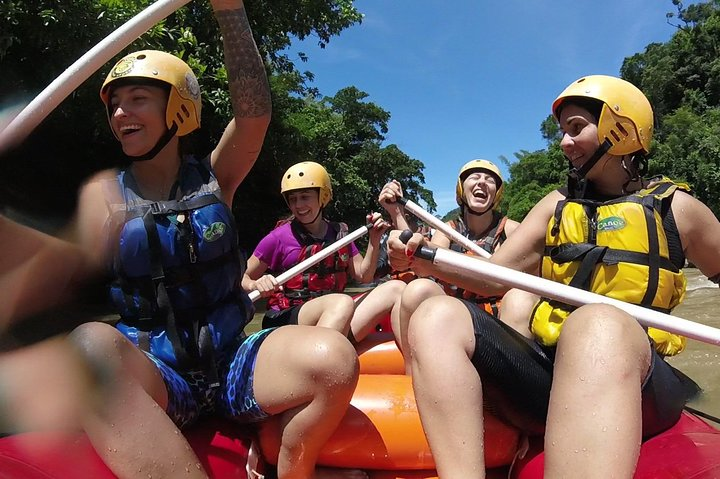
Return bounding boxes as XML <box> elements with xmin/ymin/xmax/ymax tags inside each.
<box><xmin>267</xmin><ymin>220</ymin><xmax>351</xmax><ymax>310</ymax></box>
<box><xmin>440</xmin><ymin>212</ymin><xmax>508</xmax><ymax>316</ymax></box>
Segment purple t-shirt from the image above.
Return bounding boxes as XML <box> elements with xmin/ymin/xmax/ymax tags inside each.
<box><xmin>252</xmin><ymin>222</ymin><xmax>360</xmax><ymax>273</ymax></box>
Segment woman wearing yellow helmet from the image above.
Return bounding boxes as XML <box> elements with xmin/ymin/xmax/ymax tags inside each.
<box><xmin>67</xmin><ymin>2</ymin><xmax>363</xmax><ymax>479</ymax></box>
<box><xmin>377</xmin><ymin>162</ymin><xmax>519</xmax><ymax>373</ymax></box>
<box><xmin>242</xmin><ymin>161</ymin><xmax>407</xmax><ymax>345</ymax></box>
<box><xmin>386</xmin><ymin>75</ymin><xmax>719</xmax><ymax>478</ymax></box>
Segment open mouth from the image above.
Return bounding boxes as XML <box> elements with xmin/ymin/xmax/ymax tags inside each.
<box><xmin>472</xmin><ymin>190</ymin><xmax>488</xmax><ymax>200</ymax></box>
<box><xmin>118</xmin><ymin>124</ymin><xmax>142</xmax><ymax>138</ymax></box>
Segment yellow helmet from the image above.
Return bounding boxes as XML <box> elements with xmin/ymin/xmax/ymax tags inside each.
<box><xmin>552</xmin><ymin>75</ymin><xmax>653</xmax><ymax>155</ymax></box>
<box><xmin>100</xmin><ymin>50</ymin><xmax>201</xmax><ymax>137</ymax></box>
<box><xmin>281</xmin><ymin>161</ymin><xmax>333</xmax><ymax>207</ymax></box>
<box><xmin>455</xmin><ymin>159</ymin><xmax>504</xmax><ymax>208</ymax></box>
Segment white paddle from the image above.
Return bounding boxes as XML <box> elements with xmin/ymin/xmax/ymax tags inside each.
<box><xmin>397</xmin><ymin>197</ymin><xmax>491</xmax><ymax>258</ymax></box>
<box><xmin>398</xmin><ymin>230</ymin><xmax>720</xmax><ymax>346</ymax></box>
<box><xmin>0</xmin><ymin>0</ymin><xmax>193</xmax><ymax>151</ymax></box>
<box><xmin>248</xmin><ymin>223</ymin><xmax>371</xmax><ymax>302</ymax></box>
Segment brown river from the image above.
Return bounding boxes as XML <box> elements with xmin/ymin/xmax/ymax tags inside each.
<box><xmin>666</xmin><ymin>268</ymin><xmax>720</xmax><ymax>422</ymax></box>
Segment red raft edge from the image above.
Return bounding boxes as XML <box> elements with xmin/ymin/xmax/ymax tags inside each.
<box><xmin>512</xmin><ymin>410</ymin><xmax>720</xmax><ymax>479</ymax></box>
<box><xmin>2</xmin><ymin>408</ymin><xmax>719</xmax><ymax>479</ymax></box>
<box><xmin>0</xmin><ymin>417</ymin><xmax>252</xmax><ymax>479</ymax></box>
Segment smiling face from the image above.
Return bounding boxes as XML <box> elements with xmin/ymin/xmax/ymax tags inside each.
<box><xmin>558</xmin><ymin>103</ymin><xmax>607</xmax><ymax>176</ymax></box>
<box><xmin>286</xmin><ymin>188</ymin><xmax>322</xmax><ymax>224</ymax></box>
<box><xmin>461</xmin><ymin>170</ymin><xmax>499</xmax><ymax>213</ymax></box>
<box><xmin>109</xmin><ymin>84</ymin><xmax>168</xmax><ymax>157</ymax></box>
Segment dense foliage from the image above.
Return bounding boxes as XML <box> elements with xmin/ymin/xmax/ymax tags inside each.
<box><xmin>499</xmin><ymin>0</ymin><xmax>720</xmax><ymax>221</ymax></box>
<box><xmin>2</xmin><ymin>0</ymin><xmax>720</xmax><ymax>248</ymax></box>
<box><xmin>0</xmin><ymin>0</ymin><xmax>433</xmax><ymax>251</ymax></box>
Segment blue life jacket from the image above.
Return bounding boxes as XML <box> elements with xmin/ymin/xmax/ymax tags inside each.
<box><xmin>109</xmin><ymin>156</ymin><xmax>253</xmax><ymax>381</ymax></box>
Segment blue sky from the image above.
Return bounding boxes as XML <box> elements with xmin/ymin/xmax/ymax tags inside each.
<box><xmin>287</xmin><ymin>0</ymin><xmax>697</xmax><ymax>216</ymax></box>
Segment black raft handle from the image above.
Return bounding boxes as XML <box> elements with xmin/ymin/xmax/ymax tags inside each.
<box><xmin>398</xmin><ymin>229</ymin><xmax>436</xmax><ymax>262</ymax></box>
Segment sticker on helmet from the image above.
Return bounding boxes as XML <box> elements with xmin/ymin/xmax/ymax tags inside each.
<box><xmin>185</xmin><ymin>72</ymin><xmax>200</xmax><ymax>100</ymax></box>
<box><xmin>110</xmin><ymin>57</ymin><xmax>135</xmax><ymax>78</ymax></box>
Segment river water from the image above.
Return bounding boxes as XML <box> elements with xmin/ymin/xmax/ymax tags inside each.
<box><xmin>666</xmin><ymin>268</ymin><xmax>720</xmax><ymax>421</ymax></box>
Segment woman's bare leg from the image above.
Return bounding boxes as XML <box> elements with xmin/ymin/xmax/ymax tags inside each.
<box><xmin>396</xmin><ymin>279</ymin><xmax>445</xmax><ymax>374</ymax></box>
<box><xmin>409</xmin><ymin>296</ymin><xmax>486</xmax><ymax>478</ymax></box>
<box><xmin>70</xmin><ymin>322</ymin><xmax>206</xmax><ymax>479</ymax></box>
<box><xmin>0</xmin><ymin>337</ymin><xmax>104</xmax><ymax>432</ymax></box>
<box><xmin>544</xmin><ymin>304</ymin><xmax>651</xmax><ymax>478</ymax></box>
<box><xmin>350</xmin><ymin>279</ymin><xmax>406</xmax><ymax>342</ymax></box>
<box><xmin>253</xmin><ymin>325</ymin><xmax>364</xmax><ymax>479</ymax></box>
<box><xmin>297</xmin><ymin>293</ymin><xmax>355</xmax><ymax>334</ymax></box>
<box><xmin>497</xmin><ymin>288</ymin><xmax>538</xmax><ymax>338</ymax></box>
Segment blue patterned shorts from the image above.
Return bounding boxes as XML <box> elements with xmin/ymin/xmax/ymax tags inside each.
<box><xmin>147</xmin><ymin>328</ymin><xmax>275</xmax><ymax>429</ymax></box>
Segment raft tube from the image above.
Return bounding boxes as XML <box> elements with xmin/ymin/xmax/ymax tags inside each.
<box><xmin>511</xmin><ymin>410</ymin><xmax>720</xmax><ymax>479</ymax></box>
<box><xmin>356</xmin><ymin>332</ymin><xmax>405</xmax><ymax>375</ymax></box>
<box><xmin>0</xmin><ymin>418</ymin><xmax>252</xmax><ymax>479</ymax></box>
<box><xmin>258</xmin><ymin>374</ymin><xmax>520</xmax><ymax>470</ymax></box>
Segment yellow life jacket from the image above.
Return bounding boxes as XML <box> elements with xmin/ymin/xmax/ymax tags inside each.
<box><xmin>531</xmin><ymin>177</ymin><xmax>689</xmax><ymax>356</ymax></box>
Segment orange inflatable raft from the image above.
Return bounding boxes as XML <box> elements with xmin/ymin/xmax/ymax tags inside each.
<box><xmin>257</xmin><ymin>334</ymin><xmax>522</xmax><ymax>476</ymax></box>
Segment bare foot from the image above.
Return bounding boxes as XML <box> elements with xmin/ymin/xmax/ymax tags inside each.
<box><xmin>314</xmin><ymin>467</ymin><xmax>368</xmax><ymax>479</ymax></box>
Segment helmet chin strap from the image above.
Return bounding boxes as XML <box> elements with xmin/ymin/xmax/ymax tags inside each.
<box><xmin>463</xmin><ymin>203</ymin><xmax>492</xmax><ymax>216</ymax></box>
<box><xmin>127</xmin><ymin>124</ymin><xmax>178</xmax><ymax>162</ymax></box>
<box><xmin>567</xmin><ymin>138</ymin><xmax>613</xmax><ymax>198</ymax></box>
<box><xmin>296</xmin><ymin>207</ymin><xmax>324</xmax><ymax>226</ymax></box>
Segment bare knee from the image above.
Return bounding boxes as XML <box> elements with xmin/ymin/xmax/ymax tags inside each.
<box><xmin>381</xmin><ymin>279</ymin><xmax>406</xmax><ymax>299</ymax></box>
<box><xmin>326</xmin><ymin>293</ymin><xmax>355</xmax><ymax>317</ymax></box>
<box><xmin>408</xmin><ymin>296</ymin><xmax>473</xmax><ymax>360</ymax></box>
<box><xmin>558</xmin><ymin>304</ymin><xmax>651</xmax><ymax>375</ymax></box>
<box><xmin>402</xmin><ymin>278</ymin><xmax>444</xmax><ymax>311</ymax></box>
<box><xmin>296</xmin><ymin>328</ymin><xmax>359</xmax><ymax>389</ymax></box>
<box><xmin>498</xmin><ymin>288</ymin><xmax>537</xmax><ymax>337</ymax></box>
<box><xmin>69</xmin><ymin>321</ymin><xmax>129</xmax><ymax>367</ymax></box>
<box><xmin>69</xmin><ymin>322</ymin><xmax>163</xmax><ymax>397</ymax></box>
<box><xmin>301</xmin><ymin>294</ymin><xmax>354</xmax><ymax>331</ymax></box>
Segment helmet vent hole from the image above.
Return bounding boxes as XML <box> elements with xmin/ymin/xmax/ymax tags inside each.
<box><xmin>610</xmin><ymin>130</ymin><xmax>621</xmax><ymax>142</ymax></box>
<box><xmin>181</xmin><ymin>104</ymin><xmax>190</xmax><ymax>117</ymax></box>
<box><xmin>299</xmin><ymin>172</ymin><xmax>305</xmax><ymax>177</ymax></box>
<box><xmin>137</xmin><ymin>54</ymin><xmax>146</xmax><ymax>60</ymax></box>
<box><xmin>615</xmin><ymin>122</ymin><xmax>628</xmax><ymax>137</ymax></box>
<box><xmin>176</xmin><ymin>112</ymin><xmax>185</xmax><ymax>124</ymax></box>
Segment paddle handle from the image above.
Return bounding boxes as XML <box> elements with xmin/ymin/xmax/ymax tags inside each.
<box><xmin>398</xmin><ymin>230</ymin><xmax>720</xmax><ymax>346</ymax></box>
<box><xmin>247</xmin><ymin>223</ymin><xmax>372</xmax><ymax>303</ymax></box>
<box><xmin>0</xmin><ymin>0</ymin><xmax>193</xmax><ymax>150</ymax></box>
<box><xmin>397</xmin><ymin>197</ymin><xmax>491</xmax><ymax>258</ymax></box>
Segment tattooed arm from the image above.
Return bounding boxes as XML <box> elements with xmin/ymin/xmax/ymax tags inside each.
<box><xmin>209</xmin><ymin>0</ymin><xmax>272</xmax><ymax>205</ymax></box>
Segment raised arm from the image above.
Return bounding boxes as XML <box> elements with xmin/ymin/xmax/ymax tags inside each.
<box><xmin>210</xmin><ymin>0</ymin><xmax>272</xmax><ymax>204</ymax></box>
<box><xmin>347</xmin><ymin>213</ymin><xmax>391</xmax><ymax>284</ymax></box>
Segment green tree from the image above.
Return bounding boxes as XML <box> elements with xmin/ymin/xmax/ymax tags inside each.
<box><xmin>1</xmin><ymin>0</ymin><xmax>432</xmax><ymax>253</ymax></box>
<box><xmin>651</xmin><ymin>106</ymin><xmax>720</xmax><ymax>213</ymax></box>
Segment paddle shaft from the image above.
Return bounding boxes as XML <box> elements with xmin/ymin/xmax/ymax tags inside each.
<box><xmin>0</xmin><ymin>0</ymin><xmax>193</xmax><ymax>150</ymax></box>
<box><xmin>248</xmin><ymin>224</ymin><xmax>371</xmax><ymax>303</ymax></box>
<box><xmin>400</xmin><ymin>232</ymin><xmax>720</xmax><ymax>346</ymax></box>
<box><xmin>397</xmin><ymin>197</ymin><xmax>491</xmax><ymax>258</ymax></box>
